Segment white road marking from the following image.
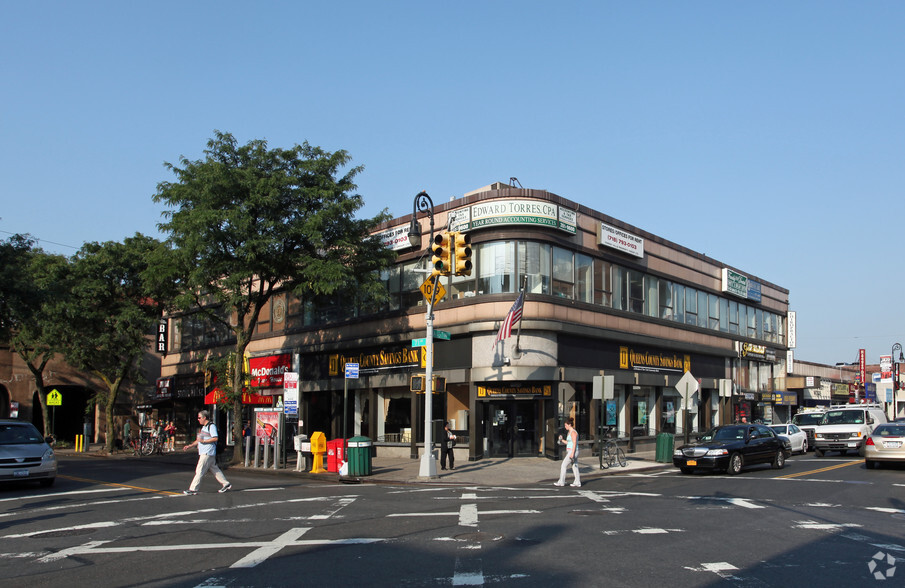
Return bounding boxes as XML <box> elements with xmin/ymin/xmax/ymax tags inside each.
<box><xmin>793</xmin><ymin>520</ymin><xmax>862</xmax><ymax>530</ymax></box>
<box><xmin>866</xmin><ymin>507</ymin><xmax>905</xmax><ymax>514</ymax></box>
<box><xmin>0</xmin><ymin>487</ymin><xmax>125</xmax><ymax>502</ymax></box>
<box><xmin>459</xmin><ymin>504</ymin><xmax>479</xmax><ymax>527</ymax></box>
<box><xmin>683</xmin><ymin>496</ymin><xmax>765</xmax><ymax>509</ymax></box>
<box><xmin>37</xmin><ymin>527</ymin><xmax>383</xmax><ymax>567</ymax></box>
<box><xmin>5</xmin><ymin>521</ymin><xmax>119</xmax><ymax>539</ymax></box>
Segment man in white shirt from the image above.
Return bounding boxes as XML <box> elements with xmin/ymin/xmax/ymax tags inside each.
<box><xmin>182</xmin><ymin>410</ymin><xmax>231</xmax><ymax>495</ymax></box>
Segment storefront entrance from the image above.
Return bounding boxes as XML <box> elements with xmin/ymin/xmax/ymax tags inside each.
<box><xmin>486</xmin><ymin>400</ymin><xmax>539</xmax><ymax>457</ymax></box>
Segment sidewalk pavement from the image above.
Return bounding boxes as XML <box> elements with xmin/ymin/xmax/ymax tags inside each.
<box><xmin>61</xmin><ymin>445</ymin><xmax>671</xmax><ymax>487</ymax></box>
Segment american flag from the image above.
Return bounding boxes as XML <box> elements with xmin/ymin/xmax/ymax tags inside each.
<box><xmin>495</xmin><ymin>290</ymin><xmax>525</xmax><ymax>345</ymax></box>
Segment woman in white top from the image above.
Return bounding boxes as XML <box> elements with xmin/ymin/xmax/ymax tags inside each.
<box><xmin>554</xmin><ymin>417</ymin><xmax>581</xmax><ymax>488</ymax></box>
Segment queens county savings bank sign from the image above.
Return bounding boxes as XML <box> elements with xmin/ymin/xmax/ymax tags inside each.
<box><xmin>620</xmin><ymin>346</ymin><xmax>691</xmax><ymax>374</ymax></box>
<box><xmin>450</xmin><ymin>199</ymin><xmax>577</xmax><ymax>234</ymax></box>
<box><xmin>328</xmin><ymin>347</ymin><xmax>423</xmax><ymax>377</ymax></box>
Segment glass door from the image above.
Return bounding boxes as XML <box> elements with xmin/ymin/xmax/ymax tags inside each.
<box><xmin>488</xmin><ymin>401</ymin><xmax>539</xmax><ymax>457</ymax></box>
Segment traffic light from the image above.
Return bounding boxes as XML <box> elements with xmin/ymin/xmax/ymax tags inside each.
<box><xmin>451</xmin><ymin>231</ymin><xmax>472</xmax><ymax>276</ymax></box>
<box><xmin>431</xmin><ymin>232</ymin><xmax>451</xmax><ymax>277</ymax></box>
<box><xmin>410</xmin><ymin>374</ymin><xmax>425</xmax><ymax>393</ymax></box>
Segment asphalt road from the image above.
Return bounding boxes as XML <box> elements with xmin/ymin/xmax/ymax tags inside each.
<box><xmin>1</xmin><ymin>453</ymin><xmax>903</xmax><ymax>587</ymax></box>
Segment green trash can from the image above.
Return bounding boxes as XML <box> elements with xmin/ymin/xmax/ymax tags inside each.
<box><xmin>346</xmin><ymin>436</ymin><xmax>373</xmax><ymax>476</ymax></box>
<box><xmin>655</xmin><ymin>433</ymin><xmax>674</xmax><ymax>463</ymax></box>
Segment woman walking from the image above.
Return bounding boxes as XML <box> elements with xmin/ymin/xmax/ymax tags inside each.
<box><xmin>554</xmin><ymin>417</ymin><xmax>581</xmax><ymax>488</ymax></box>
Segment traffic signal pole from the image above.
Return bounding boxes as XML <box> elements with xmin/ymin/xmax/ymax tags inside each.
<box><xmin>420</xmin><ymin>273</ymin><xmax>439</xmax><ymax>479</ymax></box>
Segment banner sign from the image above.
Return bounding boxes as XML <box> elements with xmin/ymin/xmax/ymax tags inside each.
<box><xmin>449</xmin><ymin>199</ymin><xmax>577</xmax><ymax>234</ymax></box>
<box><xmin>477</xmin><ymin>384</ymin><xmax>553</xmax><ymax>398</ymax></box>
<box><xmin>248</xmin><ymin>353</ymin><xmax>292</xmax><ymax>388</ymax></box>
<box><xmin>597</xmin><ymin>222</ymin><xmax>644</xmax><ymax>258</ymax></box>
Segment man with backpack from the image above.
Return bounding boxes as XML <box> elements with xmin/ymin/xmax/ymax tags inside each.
<box><xmin>182</xmin><ymin>410</ymin><xmax>231</xmax><ymax>495</ymax></box>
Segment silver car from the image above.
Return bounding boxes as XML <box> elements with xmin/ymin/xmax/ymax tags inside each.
<box><xmin>865</xmin><ymin>423</ymin><xmax>905</xmax><ymax>469</ymax></box>
<box><xmin>0</xmin><ymin>420</ymin><xmax>57</xmax><ymax>486</ymax></box>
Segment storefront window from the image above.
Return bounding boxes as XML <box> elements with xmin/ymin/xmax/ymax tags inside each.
<box><xmin>575</xmin><ymin>253</ymin><xmax>593</xmax><ymax>303</ymax></box>
<box><xmin>552</xmin><ymin>247</ymin><xmax>574</xmax><ymax>298</ymax></box>
<box><xmin>518</xmin><ymin>241</ymin><xmax>551</xmax><ymax>295</ymax></box>
<box><xmin>660</xmin><ymin>392</ymin><xmax>680</xmax><ymax>434</ymax></box>
<box><xmin>593</xmin><ymin>259</ymin><xmax>612</xmax><ymax>306</ymax></box>
<box><xmin>478</xmin><ymin>241</ymin><xmax>515</xmax><ymax>294</ymax></box>
<box><xmin>631</xmin><ymin>387</ymin><xmax>653</xmax><ymax>436</ymax></box>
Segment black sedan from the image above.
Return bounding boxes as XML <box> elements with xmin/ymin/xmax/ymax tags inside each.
<box><xmin>673</xmin><ymin>424</ymin><xmax>792</xmax><ymax>475</ymax></box>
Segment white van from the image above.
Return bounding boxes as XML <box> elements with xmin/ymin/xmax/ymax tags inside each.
<box><xmin>791</xmin><ymin>408</ymin><xmax>826</xmax><ymax>450</ymax></box>
<box><xmin>813</xmin><ymin>404</ymin><xmax>888</xmax><ymax>457</ymax></box>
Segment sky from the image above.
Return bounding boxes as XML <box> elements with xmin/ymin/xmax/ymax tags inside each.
<box><xmin>2</xmin><ymin>2</ymin><xmax>903</xmax><ymax>367</ymax></box>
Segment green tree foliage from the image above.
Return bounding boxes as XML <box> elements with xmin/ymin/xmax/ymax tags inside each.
<box><xmin>152</xmin><ymin>131</ymin><xmax>395</xmax><ymax>461</ymax></box>
<box><xmin>52</xmin><ymin>234</ymin><xmax>166</xmax><ymax>453</ymax></box>
<box><xmin>0</xmin><ymin>235</ymin><xmax>70</xmax><ymax>436</ymax></box>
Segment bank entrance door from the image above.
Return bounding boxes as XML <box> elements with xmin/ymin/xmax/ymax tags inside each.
<box><xmin>487</xmin><ymin>400</ymin><xmax>538</xmax><ymax>457</ymax></box>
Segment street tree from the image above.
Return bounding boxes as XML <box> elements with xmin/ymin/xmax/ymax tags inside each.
<box><xmin>53</xmin><ymin>234</ymin><xmax>167</xmax><ymax>453</ymax></box>
<box><xmin>152</xmin><ymin>131</ymin><xmax>395</xmax><ymax>463</ymax></box>
<box><xmin>0</xmin><ymin>235</ymin><xmax>71</xmax><ymax>436</ymax></box>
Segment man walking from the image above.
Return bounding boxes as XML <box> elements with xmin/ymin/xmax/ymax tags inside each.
<box><xmin>182</xmin><ymin>410</ymin><xmax>231</xmax><ymax>495</ymax></box>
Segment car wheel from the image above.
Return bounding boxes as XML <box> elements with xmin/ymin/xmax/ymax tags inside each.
<box><xmin>680</xmin><ymin>467</ymin><xmax>694</xmax><ymax>475</ymax></box>
<box><xmin>814</xmin><ymin>448</ymin><xmax>824</xmax><ymax>457</ymax></box>
<box><xmin>772</xmin><ymin>450</ymin><xmax>785</xmax><ymax>469</ymax></box>
<box><xmin>727</xmin><ymin>453</ymin><xmax>743</xmax><ymax>475</ymax></box>
<box><xmin>801</xmin><ymin>439</ymin><xmax>808</xmax><ymax>454</ymax></box>
<box><xmin>39</xmin><ymin>477</ymin><xmax>55</xmax><ymax>487</ymax></box>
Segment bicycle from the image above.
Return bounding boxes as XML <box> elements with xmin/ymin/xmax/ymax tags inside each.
<box><xmin>598</xmin><ymin>428</ymin><xmax>627</xmax><ymax>469</ymax></box>
<box><xmin>139</xmin><ymin>431</ymin><xmax>158</xmax><ymax>456</ymax></box>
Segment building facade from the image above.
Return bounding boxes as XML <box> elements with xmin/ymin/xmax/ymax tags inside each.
<box><xmin>159</xmin><ymin>183</ymin><xmax>794</xmax><ymax>459</ymax></box>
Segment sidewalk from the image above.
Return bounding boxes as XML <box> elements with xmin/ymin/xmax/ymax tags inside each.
<box><xmin>61</xmin><ymin>445</ymin><xmax>671</xmax><ymax>486</ymax></box>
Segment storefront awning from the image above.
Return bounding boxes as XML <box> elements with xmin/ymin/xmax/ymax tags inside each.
<box><xmin>204</xmin><ymin>389</ymin><xmax>273</xmax><ymax>405</ymax></box>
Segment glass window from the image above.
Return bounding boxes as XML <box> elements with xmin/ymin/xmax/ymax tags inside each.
<box><xmin>659</xmin><ymin>280</ymin><xmax>673</xmax><ymax>320</ymax></box>
<box><xmin>708</xmin><ymin>293</ymin><xmax>720</xmax><ymax>330</ymax></box>
<box><xmin>719</xmin><ymin>297</ymin><xmax>729</xmax><ymax>332</ymax></box>
<box><xmin>575</xmin><ymin>253</ymin><xmax>593</xmax><ymax>303</ymax></box>
<box><xmin>450</xmin><ymin>265</ymin><xmax>476</xmax><ymax>301</ymax></box>
<box><xmin>593</xmin><ymin>259</ymin><xmax>611</xmax><ymax>306</ymax></box>
<box><xmin>660</xmin><ymin>392</ymin><xmax>680</xmax><ymax>434</ymax></box>
<box><xmin>613</xmin><ymin>266</ymin><xmax>627</xmax><ymax>311</ymax></box>
<box><xmin>728</xmin><ymin>300</ymin><xmax>739</xmax><ymax>334</ymax></box>
<box><xmin>628</xmin><ymin>270</ymin><xmax>644</xmax><ymax>313</ymax></box>
<box><xmin>518</xmin><ymin>241</ymin><xmax>551</xmax><ymax>295</ymax></box>
<box><xmin>697</xmin><ymin>291</ymin><xmax>708</xmax><ymax>328</ymax></box>
<box><xmin>755</xmin><ymin>308</ymin><xmax>764</xmax><ymax>340</ymax></box>
<box><xmin>478</xmin><ymin>242</ymin><xmax>515</xmax><ymax>295</ymax></box>
<box><xmin>684</xmin><ymin>287</ymin><xmax>697</xmax><ymax>325</ymax></box>
<box><xmin>643</xmin><ymin>275</ymin><xmax>658</xmax><ymax>317</ymax></box>
<box><xmin>400</xmin><ymin>261</ymin><xmax>422</xmax><ymax>308</ymax></box>
<box><xmin>672</xmin><ymin>283</ymin><xmax>684</xmax><ymax>324</ymax></box>
<box><xmin>552</xmin><ymin>247</ymin><xmax>574</xmax><ymax>298</ymax></box>
<box><xmin>747</xmin><ymin>305</ymin><xmax>757</xmax><ymax>338</ymax></box>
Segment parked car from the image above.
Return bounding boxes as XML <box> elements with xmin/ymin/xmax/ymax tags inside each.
<box><xmin>770</xmin><ymin>424</ymin><xmax>808</xmax><ymax>454</ymax></box>
<box><xmin>673</xmin><ymin>424</ymin><xmax>792</xmax><ymax>475</ymax></box>
<box><xmin>0</xmin><ymin>420</ymin><xmax>57</xmax><ymax>487</ymax></box>
<box><xmin>864</xmin><ymin>423</ymin><xmax>905</xmax><ymax>468</ymax></box>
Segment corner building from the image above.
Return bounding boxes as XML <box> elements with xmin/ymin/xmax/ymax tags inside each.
<box><xmin>160</xmin><ymin>183</ymin><xmax>792</xmax><ymax>461</ymax></box>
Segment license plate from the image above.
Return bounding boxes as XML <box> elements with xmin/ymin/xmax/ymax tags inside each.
<box><xmin>686</xmin><ymin>460</ymin><xmax>697</xmax><ymax>466</ymax></box>
<box><xmin>13</xmin><ymin>469</ymin><xmax>29</xmax><ymax>478</ymax></box>
<box><xmin>847</xmin><ymin>442</ymin><xmax>858</xmax><ymax>447</ymax></box>
<box><xmin>884</xmin><ymin>441</ymin><xmax>902</xmax><ymax>449</ymax></box>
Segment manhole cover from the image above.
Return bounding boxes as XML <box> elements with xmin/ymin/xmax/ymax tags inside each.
<box><xmin>454</xmin><ymin>532</ymin><xmax>504</xmax><ymax>543</ymax></box>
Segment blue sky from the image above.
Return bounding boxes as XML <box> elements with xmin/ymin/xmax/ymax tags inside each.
<box><xmin>2</xmin><ymin>2</ymin><xmax>903</xmax><ymax>366</ymax></box>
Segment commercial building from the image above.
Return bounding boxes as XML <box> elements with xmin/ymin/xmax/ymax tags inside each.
<box><xmin>158</xmin><ymin>183</ymin><xmax>793</xmax><ymax>459</ymax></box>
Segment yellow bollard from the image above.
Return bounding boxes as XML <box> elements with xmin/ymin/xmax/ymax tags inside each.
<box><xmin>75</xmin><ymin>434</ymin><xmax>82</xmax><ymax>453</ymax></box>
<box><xmin>309</xmin><ymin>431</ymin><xmax>327</xmax><ymax>473</ymax></box>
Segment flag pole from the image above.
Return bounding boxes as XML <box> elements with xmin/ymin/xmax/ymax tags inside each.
<box><xmin>514</xmin><ymin>275</ymin><xmax>528</xmax><ymax>355</ymax></box>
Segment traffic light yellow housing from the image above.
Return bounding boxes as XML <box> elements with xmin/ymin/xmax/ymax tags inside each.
<box><xmin>431</xmin><ymin>232</ymin><xmax>451</xmax><ymax>277</ymax></box>
<box><xmin>451</xmin><ymin>231</ymin><xmax>472</xmax><ymax>276</ymax></box>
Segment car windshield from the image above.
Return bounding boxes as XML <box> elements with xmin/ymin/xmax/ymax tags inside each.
<box><xmin>713</xmin><ymin>427</ymin><xmax>746</xmax><ymax>441</ymax></box>
<box><xmin>792</xmin><ymin>414</ymin><xmax>823</xmax><ymax>426</ymax></box>
<box><xmin>821</xmin><ymin>410</ymin><xmax>864</xmax><ymax>425</ymax></box>
<box><xmin>769</xmin><ymin>426</ymin><xmax>788</xmax><ymax>434</ymax></box>
<box><xmin>0</xmin><ymin>424</ymin><xmax>45</xmax><ymax>445</ymax></box>
<box><xmin>874</xmin><ymin>425</ymin><xmax>905</xmax><ymax>437</ymax></box>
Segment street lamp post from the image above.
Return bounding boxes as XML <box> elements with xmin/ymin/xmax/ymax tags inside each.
<box><xmin>410</xmin><ymin>191</ymin><xmax>439</xmax><ymax>479</ymax></box>
<box><xmin>892</xmin><ymin>343</ymin><xmax>903</xmax><ymax>409</ymax></box>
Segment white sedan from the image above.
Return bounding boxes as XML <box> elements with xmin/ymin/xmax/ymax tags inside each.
<box><xmin>770</xmin><ymin>424</ymin><xmax>808</xmax><ymax>454</ymax></box>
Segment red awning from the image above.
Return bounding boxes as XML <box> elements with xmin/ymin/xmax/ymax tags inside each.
<box><xmin>204</xmin><ymin>389</ymin><xmax>272</xmax><ymax>405</ymax></box>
